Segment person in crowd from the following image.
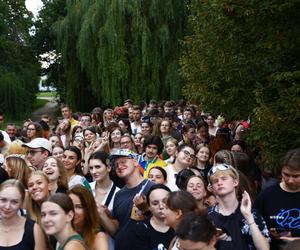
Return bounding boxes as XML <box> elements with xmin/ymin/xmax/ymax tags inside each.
<box><xmin>49</xmin><ymin>134</ymin><xmax>62</xmax><ymax>147</ymax></box>
<box><xmin>138</xmin><ymin>135</ymin><xmax>166</xmax><ymax>178</ymax></box>
<box><xmin>83</xmin><ymin>126</ymin><xmax>97</xmax><ymax>147</ymax></box>
<box><xmin>43</xmin><ymin>156</ymin><xmax>68</xmax><ymax>194</ymax></box>
<box><xmin>120</xmin><ymin>134</ymin><xmax>135</xmax><ymax>151</ymax></box>
<box><xmin>5</xmin><ymin>123</ymin><xmax>17</xmax><ymax>141</ymax></box>
<box><xmin>184</xmin><ymin>175</ymin><xmax>208</xmax><ymax>211</ymax></box>
<box><xmin>91</xmin><ymin>108</ymin><xmax>104</xmax><ymax>128</ymax></box>
<box><xmin>26</xmin><ymin>171</ymin><xmax>51</xmax><ymax>225</ymax></box>
<box><xmin>195</xmin><ymin>121</ymin><xmax>214</xmax><ymax>146</ymax></box>
<box><xmin>26</xmin><ymin>122</ymin><xmax>43</xmax><ymax>142</ymax></box>
<box><xmin>103</xmin><ymin>109</ymin><xmax>115</xmax><ymax>127</ymax></box>
<box><xmin>205</xmin><ymin>114</ymin><xmax>217</xmax><ymax>136</ymax></box>
<box><xmin>163</xmin><ymin>190</ymin><xmax>200</xmax><ymax>249</ymax></box>
<box><xmin>164</xmin><ymin>137</ymin><xmax>178</xmax><ymax>164</ymax></box>
<box><xmin>165</xmin><ymin>144</ymin><xmax>196</xmax><ymax>191</ymax></box>
<box><xmin>62</xmin><ymin>146</ymin><xmax>91</xmax><ymax>191</ymax></box>
<box><xmin>55</xmin><ymin>119</ymin><xmax>72</xmax><ymax>148</ymax></box>
<box><xmin>0</xmin><ymin>179</ymin><xmax>47</xmax><ymax>249</ymax></box>
<box><xmin>79</xmin><ymin>113</ymin><xmax>92</xmax><ymax>129</ymax></box>
<box><xmin>254</xmin><ymin>148</ymin><xmax>300</xmax><ymax>249</ymax></box>
<box><xmin>23</xmin><ymin>138</ymin><xmax>52</xmax><ymax>170</ymax></box>
<box><xmin>61</xmin><ymin>104</ymin><xmax>78</xmax><ymax>128</ymax></box>
<box><xmin>99</xmin><ymin>149</ymin><xmax>154</xmax><ymax>250</ymax></box>
<box><xmin>52</xmin><ymin>144</ymin><xmax>65</xmax><ymax>161</ymax></box>
<box><xmin>175</xmin><ymin>169</ymin><xmax>195</xmax><ymax>191</ymax></box>
<box><xmin>180</xmin><ymin>123</ymin><xmax>197</xmax><ymax>149</ymax></box>
<box><xmin>141</xmin><ymin>118</ymin><xmax>153</xmax><ymax>137</ymax></box>
<box><xmin>195</xmin><ymin>144</ymin><xmax>212</xmax><ymax>182</ymax></box>
<box><xmin>71</xmin><ymin>125</ymin><xmax>83</xmax><ymax>139</ymax></box>
<box><xmin>131</xmin><ymin>105</ymin><xmax>142</xmax><ymax>135</ymax></box>
<box><xmin>68</xmin><ymin>185</ymin><xmax>109</xmax><ymax>250</ymax></box>
<box><xmin>134</xmin><ymin>184</ymin><xmax>174</xmax><ymax>250</ymax></box>
<box><xmin>39</xmin><ymin>120</ymin><xmax>51</xmax><ymax>139</ymax></box>
<box><xmin>133</xmin><ymin>132</ymin><xmax>144</xmax><ymax>154</ymax></box>
<box><xmin>3</xmin><ymin>154</ymin><xmax>31</xmax><ymax>188</ymax></box>
<box><xmin>109</xmin><ymin>126</ymin><xmax>122</xmax><ymax>151</ymax></box>
<box><xmin>181</xmin><ymin>107</ymin><xmax>195</xmax><ymax>125</ymax></box>
<box><xmin>118</xmin><ymin>118</ymin><xmax>132</xmax><ymax>134</ymax></box>
<box><xmin>231</xmin><ymin>140</ymin><xmax>246</xmax><ymax>153</ymax></box>
<box><xmin>207</xmin><ymin>163</ymin><xmax>270</xmax><ymax>250</ymax></box>
<box><xmin>148</xmin><ymin>166</ymin><xmax>167</xmax><ymax>185</ymax></box>
<box><xmin>176</xmin><ymin>212</ymin><xmax>217</xmax><ymax>250</ymax></box>
<box><xmin>41</xmin><ymin>193</ymin><xmax>87</xmax><ymax>250</ymax></box>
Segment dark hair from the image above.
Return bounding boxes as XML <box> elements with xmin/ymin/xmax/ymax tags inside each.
<box><xmin>148</xmin><ymin>166</ymin><xmax>167</xmax><ymax>181</ymax></box>
<box><xmin>71</xmin><ymin>125</ymin><xmax>83</xmax><ymax>138</ymax></box>
<box><xmin>65</xmin><ymin>146</ymin><xmax>82</xmax><ymax>175</ymax></box>
<box><xmin>83</xmin><ymin>126</ymin><xmax>97</xmax><ymax>136</ymax></box>
<box><xmin>184</xmin><ymin>174</ymin><xmax>207</xmax><ymax>191</ymax></box>
<box><xmin>118</xmin><ymin>118</ymin><xmax>132</xmax><ymax>134</ymax></box>
<box><xmin>196</xmin><ymin>121</ymin><xmax>209</xmax><ymax>131</ymax></box>
<box><xmin>177</xmin><ymin>143</ymin><xmax>195</xmax><ymax>153</ymax></box>
<box><xmin>166</xmin><ymin>190</ymin><xmax>198</xmax><ymax>214</ymax></box>
<box><xmin>45</xmin><ymin>193</ymin><xmax>74</xmax><ymax>216</ymax></box>
<box><xmin>0</xmin><ymin>131</ymin><xmax>3</xmax><ymax>141</ymax></box>
<box><xmin>146</xmin><ymin>184</ymin><xmax>171</xmax><ymax>205</ymax></box>
<box><xmin>88</xmin><ymin>151</ymin><xmax>109</xmax><ymax>165</ymax></box>
<box><xmin>177</xmin><ymin>212</ymin><xmax>216</xmax><ymax>243</ymax></box>
<box><xmin>39</xmin><ymin>120</ymin><xmax>50</xmax><ymax>131</ymax></box>
<box><xmin>176</xmin><ymin>169</ymin><xmax>195</xmax><ymax>190</ymax></box>
<box><xmin>143</xmin><ymin>135</ymin><xmax>164</xmax><ymax>154</ymax></box>
<box><xmin>281</xmin><ymin>148</ymin><xmax>300</xmax><ymax>171</ymax></box>
<box><xmin>231</xmin><ymin>140</ymin><xmax>246</xmax><ymax>152</ymax></box>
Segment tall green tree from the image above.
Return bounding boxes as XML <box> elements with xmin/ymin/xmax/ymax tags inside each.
<box><xmin>0</xmin><ymin>0</ymin><xmax>40</xmax><ymax>119</ymax></box>
<box><xmin>181</xmin><ymin>0</ymin><xmax>300</xmax><ymax>165</ymax></box>
<box><xmin>53</xmin><ymin>0</ymin><xmax>189</xmax><ymax>109</ymax></box>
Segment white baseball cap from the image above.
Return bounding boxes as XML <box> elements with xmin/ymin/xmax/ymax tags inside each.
<box><xmin>23</xmin><ymin>137</ymin><xmax>52</xmax><ymax>154</ymax></box>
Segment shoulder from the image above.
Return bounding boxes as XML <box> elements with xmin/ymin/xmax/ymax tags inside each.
<box><xmin>94</xmin><ymin>232</ymin><xmax>108</xmax><ymax>246</ymax></box>
<box><xmin>64</xmin><ymin>240</ymin><xmax>86</xmax><ymax>250</ymax></box>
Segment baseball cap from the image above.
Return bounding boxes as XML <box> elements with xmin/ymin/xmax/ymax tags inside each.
<box><xmin>109</xmin><ymin>148</ymin><xmax>138</xmax><ymax>161</ymax></box>
<box><xmin>22</xmin><ymin>138</ymin><xmax>52</xmax><ymax>154</ymax></box>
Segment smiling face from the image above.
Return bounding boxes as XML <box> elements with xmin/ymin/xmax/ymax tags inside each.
<box><xmin>115</xmin><ymin>157</ymin><xmax>136</xmax><ymax>180</ymax></box>
<box><xmin>176</xmin><ymin>147</ymin><xmax>196</xmax><ymax>168</ymax></box>
<box><xmin>41</xmin><ymin>201</ymin><xmax>73</xmax><ymax>236</ymax></box>
<box><xmin>26</xmin><ymin>124</ymin><xmax>37</xmax><ymax>139</ymax></box>
<box><xmin>84</xmin><ymin>130</ymin><xmax>96</xmax><ymax>144</ymax></box>
<box><xmin>148</xmin><ymin>168</ymin><xmax>166</xmax><ymax>184</ymax></box>
<box><xmin>43</xmin><ymin>158</ymin><xmax>60</xmax><ymax>182</ymax></box>
<box><xmin>186</xmin><ymin>176</ymin><xmax>207</xmax><ymax>201</ymax></box>
<box><xmin>52</xmin><ymin>146</ymin><xmax>64</xmax><ymax>161</ymax></box>
<box><xmin>0</xmin><ymin>186</ymin><xmax>23</xmax><ymax>219</ymax></box>
<box><xmin>197</xmin><ymin>146</ymin><xmax>210</xmax><ymax>163</ymax></box>
<box><xmin>141</xmin><ymin>122</ymin><xmax>151</xmax><ymax>136</ymax></box>
<box><xmin>145</xmin><ymin>144</ymin><xmax>158</xmax><ymax>161</ymax></box>
<box><xmin>62</xmin><ymin>150</ymin><xmax>80</xmax><ymax>173</ymax></box>
<box><xmin>89</xmin><ymin>159</ymin><xmax>110</xmax><ymax>183</ymax></box>
<box><xmin>166</xmin><ymin>141</ymin><xmax>177</xmax><ymax>157</ymax></box>
<box><xmin>68</xmin><ymin>193</ymin><xmax>85</xmax><ymax>229</ymax></box>
<box><xmin>111</xmin><ymin>129</ymin><xmax>122</xmax><ymax>143</ymax></box>
<box><xmin>27</xmin><ymin>174</ymin><xmax>49</xmax><ymax>204</ymax></box>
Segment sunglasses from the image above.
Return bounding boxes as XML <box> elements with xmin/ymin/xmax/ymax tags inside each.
<box><xmin>207</xmin><ymin>163</ymin><xmax>239</xmax><ymax>180</ymax></box>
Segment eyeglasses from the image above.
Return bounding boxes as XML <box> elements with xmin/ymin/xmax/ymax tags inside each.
<box><xmin>182</xmin><ymin>150</ymin><xmax>196</xmax><ymax>160</ymax></box>
<box><xmin>121</xmin><ymin>140</ymin><xmax>131</xmax><ymax>145</ymax></box>
<box><xmin>207</xmin><ymin>164</ymin><xmax>239</xmax><ymax>180</ymax></box>
<box><xmin>27</xmin><ymin>128</ymin><xmax>36</xmax><ymax>131</ymax></box>
<box><xmin>26</xmin><ymin>150</ymin><xmax>43</xmax><ymax>156</ymax></box>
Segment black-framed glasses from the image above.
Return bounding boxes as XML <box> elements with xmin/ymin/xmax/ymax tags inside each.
<box><xmin>26</xmin><ymin>150</ymin><xmax>43</xmax><ymax>156</ymax></box>
<box><xmin>182</xmin><ymin>150</ymin><xmax>196</xmax><ymax>160</ymax></box>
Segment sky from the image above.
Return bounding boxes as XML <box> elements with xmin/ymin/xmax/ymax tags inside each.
<box><xmin>25</xmin><ymin>0</ymin><xmax>43</xmax><ymax>16</ymax></box>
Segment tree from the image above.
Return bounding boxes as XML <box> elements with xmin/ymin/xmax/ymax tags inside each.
<box><xmin>0</xmin><ymin>0</ymin><xmax>40</xmax><ymax>119</ymax></box>
<box><xmin>181</xmin><ymin>0</ymin><xmax>300</xmax><ymax>166</ymax></box>
<box><xmin>52</xmin><ymin>0</ymin><xmax>189</xmax><ymax>109</ymax></box>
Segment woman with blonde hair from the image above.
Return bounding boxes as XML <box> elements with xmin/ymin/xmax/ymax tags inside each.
<box><xmin>68</xmin><ymin>185</ymin><xmax>109</xmax><ymax>250</ymax></box>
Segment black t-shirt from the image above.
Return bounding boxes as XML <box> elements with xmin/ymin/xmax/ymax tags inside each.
<box><xmin>113</xmin><ymin>179</ymin><xmax>154</xmax><ymax>250</ymax></box>
<box><xmin>134</xmin><ymin>217</ymin><xmax>174</xmax><ymax>250</ymax></box>
<box><xmin>254</xmin><ymin>184</ymin><xmax>300</xmax><ymax>249</ymax></box>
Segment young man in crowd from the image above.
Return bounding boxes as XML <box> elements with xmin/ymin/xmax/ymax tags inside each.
<box><xmin>61</xmin><ymin>103</ymin><xmax>78</xmax><ymax>128</ymax></box>
<box><xmin>131</xmin><ymin>105</ymin><xmax>142</xmax><ymax>135</ymax></box>
<box><xmin>254</xmin><ymin>148</ymin><xmax>300</xmax><ymax>249</ymax></box>
<box><xmin>5</xmin><ymin>123</ymin><xmax>17</xmax><ymax>141</ymax></box>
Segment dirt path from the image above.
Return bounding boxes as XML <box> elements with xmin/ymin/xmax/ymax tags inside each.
<box><xmin>31</xmin><ymin>97</ymin><xmax>59</xmax><ymax>122</ymax></box>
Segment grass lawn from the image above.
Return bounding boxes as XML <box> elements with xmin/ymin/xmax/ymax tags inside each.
<box><xmin>36</xmin><ymin>91</ymin><xmax>57</xmax><ymax>98</ymax></box>
<box><xmin>33</xmin><ymin>98</ymin><xmax>48</xmax><ymax>110</ymax></box>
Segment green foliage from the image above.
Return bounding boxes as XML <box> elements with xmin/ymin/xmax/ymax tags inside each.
<box><xmin>181</xmin><ymin>0</ymin><xmax>300</xmax><ymax>166</ymax></box>
<box><xmin>51</xmin><ymin>0</ymin><xmax>189</xmax><ymax>109</ymax></box>
<box><xmin>0</xmin><ymin>0</ymin><xmax>40</xmax><ymax>119</ymax></box>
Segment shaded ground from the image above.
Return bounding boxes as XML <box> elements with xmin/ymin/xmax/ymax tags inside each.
<box><xmin>31</xmin><ymin>96</ymin><xmax>59</xmax><ymax>123</ymax></box>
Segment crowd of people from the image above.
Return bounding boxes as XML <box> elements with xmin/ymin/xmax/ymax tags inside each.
<box><xmin>0</xmin><ymin>99</ymin><xmax>299</xmax><ymax>250</ymax></box>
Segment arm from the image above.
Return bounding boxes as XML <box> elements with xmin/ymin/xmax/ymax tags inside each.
<box><xmin>98</xmin><ymin>204</ymin><xmax>119</xmax><ymax>236</ymax></box>
<box><xmin>94</xmin><ymin>232</ymin><xmax>109</xmax><ymax>250</ymax></box>
<box><xmin>65</xmin><ymin>241</ymin><xmax>86</xmax><ymax>250</ymax></box>
<box><xmin>240</xmin><ymin>191</ymin><xmax>270</xmax><ymax>250</ymax></box>
<box><xmin>33</xmin><ymin>223</ymin><xmax>47</xmax><ymax>250</ymax></box>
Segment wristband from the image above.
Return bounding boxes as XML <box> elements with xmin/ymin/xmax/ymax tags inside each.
<box><xmin>248</xmin><ymin>221</ymin><xmax>255</xmax><ymax>226</ymax></box>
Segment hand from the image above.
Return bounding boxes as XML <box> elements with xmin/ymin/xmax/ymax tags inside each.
<box><xmin>240</xmin><ymin>191</ymin><xmax>253</xmax><ymax>221</ymax></box>
<box><xmin>133</xmin><ymin>193</ymin><xmax>148</xmax><ymax>213</ymax></box>
<box><xmin>280</xmin><ymin>236</ymin><xmax>300</xmax><ymax>242</ymax></box>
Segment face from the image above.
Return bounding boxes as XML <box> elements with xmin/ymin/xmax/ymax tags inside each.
<box><xmin>69</xmin><ymin>193</ymin><xmax>85</xmax><ymax>228</ymax></box>
<box><xmin>89</xmin><ymin>159</ymin><xmax>110</xmax><ymax>182</ymax></box>
<box><xmin>43</xmin><ymin>158</ymin><xmax>60</xmax><ymax>182</ymax></box>
<box><xmin>197</xmin><ymin>147</ymin><xmax>210</xmax><ymax>163</ymax></box>
<box><xmin>49</xmin><ymin>136</ymin><xmax>60</xmax><ymax>146</ymax></box>
<box><xmin>27</xmin><ymin>124</ymin><xmax>36</xmax><ymax>139</ymax></box>
<box><xmin>0</xmin><ymin>187</ymin><xmax>23</xmax><ymax>219</ymax></box>
<box><xmin>210</xmin><ymin>173</ymin><xmax>238</xmax><ymax>197</ymax></box>
<box><xmin>206</xmin><ymin>116</ymin><xmax>215</xmax><ymax>126</ymax></box>
<box><xmin>80</xmin><ymin>116</ymin><xmax>91</xmax><ymax>128</ymax></box>
<box><xmin>120</xmin><ymin>137</ymin><xmax>134</xmax><ymax>150</ymax></box>
<box><xmin>60</xmin><ymin>119</ymin><xmax>70</xmax><ymax>131</ymax></box>
<box><xmin>41</xmin><ymin>201</ymin><xmax>73</xmax><ymax>236</ymax></box>
<box><xmin>183</xmin><ymin>111</ymin><xmax>192</xmax><ymax>120</ymax></box>
<box><xmin>72</xmin><ymin>137</ymin><xmax>85</xmax><ymax>150</ymax></box>
<box><xmin>134</xmin><ymin>133</ymin><xmax>143</xmax><ymax>145</ymax></box>
<box><xmin>145</xmin><ymin>144</ymin><xmax>158</xmax><ymax>160</ymax></box>
<box><xmin>197</xmin><ymin>127</ymin><xmax>208</xmax><ymax>139</ymax></box>
<box><xmin>186</xmin><ymin>177</ymin><xmax>207</xmax><ymax>201</ymax></box>
<box><xmin>163</xmin><ymin>204</ymin><xmax>179</xmax><ymax>229</ymax></box>
<box><xmin>148</xmin><ymin>189</ymin><xmax>169</xmax><ymax>220</ymax></box>
<box><xmin>115</xmin><ymin>157</ymin><xmax>136</xmax><ymax>179</ymax></box>
<box><xmin>148</xmin><ymin>168</ymin><xmax>166</xmax><ymax>184</ymax></box>
<box><xmin>177</xmin><ymin>238</ymin><xmax>215</xmax><ymax>250</ymax></box>
<box><xmin>84</xmin><ymin>130</ymin><xmax>96</xmax><ymax>144</ymax></box>
<box><xmin>61</xmin><ymin>107</ymin><xmax>71</xmax><ymax>119</ymax></box>
<box><xmin>176</xmin><ymin>147</ymin><xmax>196</xmax><ymax>167</ymax></box>
<box><xmin>27</xmin><ymin>174</ymin><xmax>49</xmax><ymax>204</ymax></box>
<box><xmin>6</xmin><ymin>125</ymin><xmax>16</xmax><ymax>138</ymax></box>
<box><xmin>231</xmin><ymin>144</ymin><xmax>243</xmax><ymax>153</ymax></box>
<box><xmin>132</xmin><ymin>110</ymin><xmax>141</xmax><ymax>122</ymax></box>
<box><xmin>105</xmin><ymin>111</ymin><xmax>113</xmax><ymax>120</ymax></box>
<box><xmin>281</xmin><ymin>166</ymin><xmax>300</xmax><ymax>191</ymax></box>
<box><xmin>63</xmin><ymin>150</ymin><xmax>80</xmax><ymax>172</ymax></box>
<box><xmin>26</xmin><ymin>148</ymin><xmax>48</xmax><ymax>167</ymax></box>
<box><xmin>141</xmin><ymin>123</ymin><xmax>151</xmax><ymax>136</ymax></box>
<box><xmin>185</xmin><ymin>128</ymin><xmax>196</xmax><ymax>140</ymax></box>
<box><xmin>111</xmin><ymin>129</ymin><xmax>122</xmax><ymax>143</ymax></box>
<box><xmin>166</xmin><ymin>141</ymin><xmax>177</xmax><ymax>156</ymax></box>
<box><xmin>160</xmin><ymin>121</ymin><xmax>171</xmax><ymax>134</ymax></box>
<box><xmin>118</xmin><ymin>120</ymin><xmax>126</xmax><ymax>131</ymax></box>
<box><xmin>52</xmin><ymin>147</ymin><xmax>64</xmax><ymax>161</ymax></box>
